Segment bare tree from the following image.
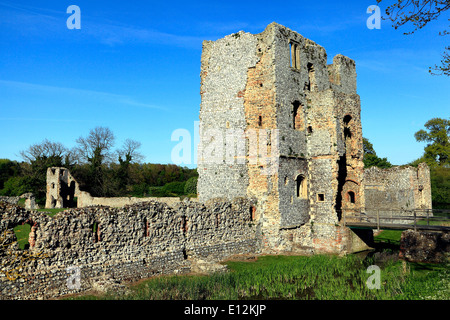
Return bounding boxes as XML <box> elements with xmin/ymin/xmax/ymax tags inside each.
<box><xmin>19</xmin><ymin>139</ymin><xmax>67</xmax><ymax>164</ymax></box>
<box><xmin>116</xmin><ymin>138</ymin><xmax>145</xmax><ymax>164</ymax></box>
<box><xmin>377</xmin><ymin>0</ymin><xmax>450</xmax><ymax>75</ymax></box>
<box><xmin>75</xmin><ymin>126</ymin><xmax>116</xmax><ymax>165</ymax></box>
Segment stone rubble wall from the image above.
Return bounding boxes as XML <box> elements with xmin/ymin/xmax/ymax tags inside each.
<box><xmin>0</xmin><ymin>196</ymin><xmax>20</xmax><ymax>205</ymax></box>
<box><xmin>0</xmin><ymin>197</ymin><xmax>258</xmax><ymax>300</ymax></box>
<box><xmin>0</xmin><ymin>194</ymin><xmax>39</xmax><ymax>210</ymax></box>
<box><xmin>363</xmin><ymin>163</ymin><xmax>432</xmax><ymax>224</ymax></box>
<box><xmin>399</xmin><ymin>230</ymin><xmax>449</xmax><ymax>263</ymax></box>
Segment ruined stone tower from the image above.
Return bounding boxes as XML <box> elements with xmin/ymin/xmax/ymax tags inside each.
<box><xmin>197</xmin><ymin>22</ymin><xmax>367</xmax><ymax>254</ymax></box>
<box><xmin>45</xmin><ymin>167</ymin><xmax>80</xmax><ymax>209</ymax></box>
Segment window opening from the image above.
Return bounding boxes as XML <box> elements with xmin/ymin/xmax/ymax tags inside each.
<box><xmin>347</xmin><ymin>191</ymin><xmax>356</xmax><ymax>204</ymax></box>
<box><xmin>296</xmin><ymin>175</ymin><xmax>307</xmax><ymax>199</ymax></box>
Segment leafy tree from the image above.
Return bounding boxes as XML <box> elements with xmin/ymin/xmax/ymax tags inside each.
<box><xmin>414</xmin><ymin>117</ymin><xmax>450</xmax><ymax>167</ymax></box>
<box><xmin>363</xmin><ymin>137</ymin><xmax>376</xmax><ymax>155</ymax></box>
<box><xmin>409</xmin><ymin>118</ymin><xmax>450</xmax><ymax>207</ymax></box>
<box><xmin>115</xmin><ymin>139</ymin><xmax>145</xmax><ymax>194</ymax></box>
<box><xmin>377</xmin><ymin>0</ymin><xmax>450</xmax><ymax>75</ymax></box>
<box><xmin>363</xmin><ymin>137</ymin><xmax>393</xmax><ymax>169</ymax></box>
<box><xmin>0</xmin><ymin>159</ymin><xmax>21</xmax><ymax>190</ymax></box>
<box><xmin>184</xmin><ymin>176</ymin><xmax>198</xmax><ymax>196</ymax></box>
<box><xmin>430</xmin><ymin>166</ymin><xmax>450</xmax><ymax>207</ymax></box>
<box><xmin>0</xmin><ymin>176</ymin><xmax>31</xmax><ymax>197</ymax></box>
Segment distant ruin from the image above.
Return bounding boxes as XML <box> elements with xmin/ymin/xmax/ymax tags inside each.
<box><xmin>45</xmin><ymin>167</ymin><xmax>185</xmax><ymax>209</ymax></box>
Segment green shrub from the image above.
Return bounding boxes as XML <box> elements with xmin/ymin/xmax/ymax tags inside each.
<box><xmin>131</xmin><ymin>183</ymin><xmax>150</xmax><ymax>197</ymax></box>
<box><xmin>0</xmin><ymin>176</ymin><xmax>31</xmax><ymax>196</ymax></box>
<box><xmin>162</xmin><ymin>181</ymin><xmax>186</xmax><ymax>195</ymax></box>
<box><xmin>430</xmin><ymin>167</ymin><xmax>450</xmax><ymax>207</ymax></box>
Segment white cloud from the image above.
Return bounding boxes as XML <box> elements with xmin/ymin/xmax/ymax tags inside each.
<box><xmin>0</xmin><ymin>79</ymin><xmax>167</xmax><ymax>111</ymax></box>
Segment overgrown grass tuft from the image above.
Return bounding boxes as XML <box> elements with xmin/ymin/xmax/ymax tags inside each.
<box><xmin>13</xmin><ymin>224</ymin><xmax>31</xmax><ymax>250</ymax></box>
<box><xmin>36</xmin><ymin>208</ymin><xmax>67</xmax><ymax>217</ymax></box>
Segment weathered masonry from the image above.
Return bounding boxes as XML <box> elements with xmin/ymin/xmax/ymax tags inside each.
<box><xmin>0</xmin><ymin>199</ymin><xmax>257</xmax><ymax>299</ymax></box>
<box><xmin>197</xmin><ymin>22</ymin><xmax>431</xmax><ymax>254</ymax></box>
<box><xmin>198</xmin><ymin>22</ymin><xmax>368</xmax><ymax>254</ymax></box>
<box><xmin>45</xmin><ymin>167</ymin><xmax>80</xmax><ymax>209</ymax></box>
<box><xmin>364</xmin><ymin>163</ymin><xmax>432</xmax><ymax>215</ymax></box>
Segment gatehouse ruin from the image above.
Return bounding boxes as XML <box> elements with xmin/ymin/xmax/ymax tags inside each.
<box><xmin>197</xmin><ymin>22</ymin><xmax>431</xmax><ymax>254</ymax></box>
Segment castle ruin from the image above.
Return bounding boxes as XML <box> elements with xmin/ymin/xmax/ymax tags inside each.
<box><xmin>0</xmin><ymin>22</ymin><xmax>433</xmax><ymax>300</ymax></box>
<box><xmin>197</xmin><ymin>22</ymin><xmax>431</xmax><ymax>254</ymax></box>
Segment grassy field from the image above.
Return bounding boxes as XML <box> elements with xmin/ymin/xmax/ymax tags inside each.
<box><xmin>67</xmin><ymin>249</ymin><xmax>449</xmax><ymax>300</ymax></box>
<box><xmin>36</xmin><ymin>207</ymin><xmax>67</xmax><ymax>217</ymax></box>
<box><xmin>12</xmin><ymin>223</ymin><xmax>31</xmax><ymax>250</ymax></box>
<box><xmin>12</xmin><ymin>207</ymin><xmax>66</xmax><ymax>249</ymax></box>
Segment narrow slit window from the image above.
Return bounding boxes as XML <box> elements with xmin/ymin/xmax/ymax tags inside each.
<box><xmin>317</xmin><ymin>193</ymin><xmax>325</xmax><ymax>202</ymax></box>
<box><xmin>290</xmin><ymin>42</ymin><xmax>293</xmax><ymax>67</ymax></box>
<box><xmin>290</xmin><ymin>41</ymin><xmax>300</xmax><ymax>69</ymax></box>
<box><xmin>292</xmin><ymin>101</ymin><xmax>303</xmax><ymax>130</ymax></box>
<box><xmin>296</xmin><ymin>175</ymin><xmax>307</xmax><ymax>199</ymax></box>
<box><xmin>93</xmin><ymin>222</ymin><xmax>101</xmax><ymax>243</ymax></box>
<box><xmin>250</xmin><ymin>206</ymin><xmax>256</xmax><ymax>221</ymax></box>
<box><xmin>347</xmin><ymin>191</ymin><xmax>356</xmax><ymax>204</ymax></box>
<box><xmin>144</xmin><ymin>218</ymin><xmax>149</xmax><ymax>237</ymax></box>
<box><xmin>307</xmin><ymin>62</ymin><xmax>316</xmax><ymax>91</ymax></box>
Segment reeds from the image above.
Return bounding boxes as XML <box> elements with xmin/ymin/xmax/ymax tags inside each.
<box><xmin>72</xmin><ymin>254</ymin><xmax>449</xmax><ymax>300</ymax></box>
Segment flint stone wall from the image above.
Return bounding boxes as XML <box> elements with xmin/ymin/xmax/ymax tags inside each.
<box><xmin>0</xmin><ymin>196</ymin><xmax>19</xmax><ymax>205</ymax></box>
<box><xmin>0</xmin><ymin>194</ymin><xmax>39</xmax><ymax>210</ymax></box>
<box><xmin>364</xmin><ymin>163</ymin><xmax>432</xmax><ymax>224</ymax></box>
<box><xmin>0</xmin><ymin>198</ymin><xmax>258</xmax><ymax>300</ymax></box>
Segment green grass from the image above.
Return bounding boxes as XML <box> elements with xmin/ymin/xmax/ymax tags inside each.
<box><xmin>13</xmin><ymin>224</ymin><xmax>31</xmax><ymax>250</ymax></box>
<box><xmin>416</xmin><ymin>217</ymin><xmax>450</xmax><ymax>227</ymax></box>
<box><xmin>374</xmin><ymin>230</ymin><xmax>402</xmax><ymax>246</ymax></box>
<box><xmin>66</xmin><ymin>254</ymin><xmax>449</xmax><ymax>300</ymax></box>
<box><xmin>36</xmin><ymin>208</ymin><xmax>67</xmax><ymax>217</ymax></box>
<box><xmin>11</xmin><ymin>208</ymin><xmax>67</xmax><ymax>249</ymax></box>
<box><xmin>17</xmin><ymin>198</ymin><xmax>26</xmax><ymax>207</ymax></box>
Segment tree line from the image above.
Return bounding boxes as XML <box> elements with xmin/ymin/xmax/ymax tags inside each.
<box><xmin>0</xmin><ymin>126</ymin><xmax>198</xmax><ymax>206</ymax></box>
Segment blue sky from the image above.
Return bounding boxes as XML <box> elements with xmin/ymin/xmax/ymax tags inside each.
<box><xmin>0</xmin><ymin>0</ymin><xmax>449</xmax><ymax>167</ymax></box>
